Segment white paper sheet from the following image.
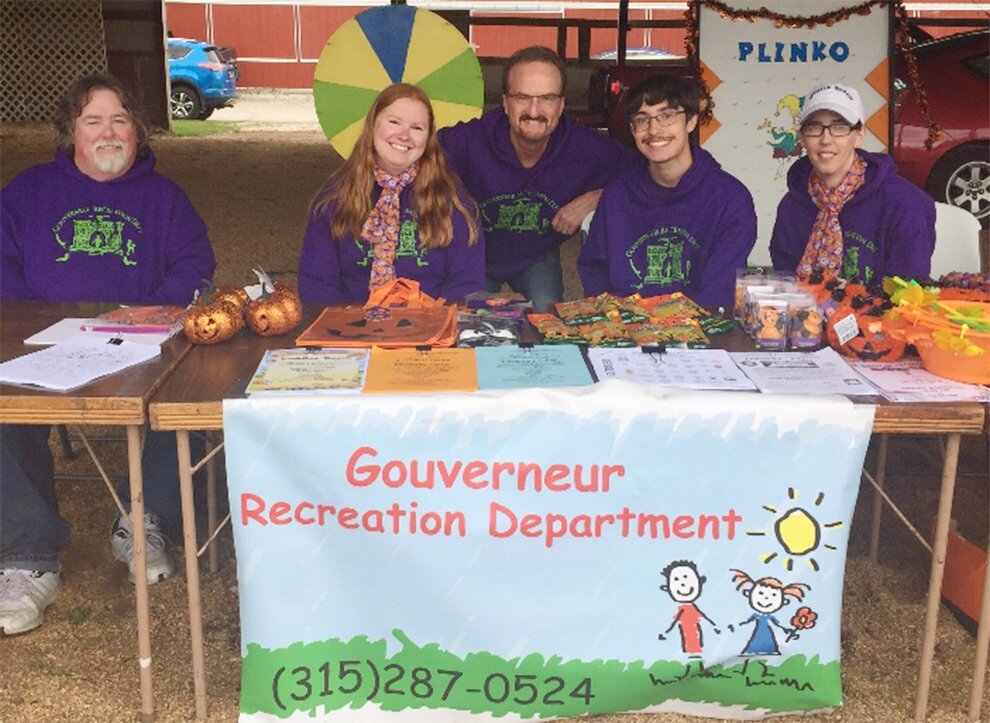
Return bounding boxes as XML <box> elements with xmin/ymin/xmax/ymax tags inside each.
<box><xmin>851</xmin><ymin>358</ymin><xmax>990</xmax><ymax>403</ymax></box>
<box><xmin>730</xmin><ymin>347</ymin><xmax>876</xmax><ymax>395</ymax></box>
<box><xmin>587</xmin><ymin>347</ymin><xmax>757</xmax><ymax>390</ymax></box>
<box><xmin>0</xmin><ymin>335</ymin><xmax>161</xmax><ymax>392</ymax></box>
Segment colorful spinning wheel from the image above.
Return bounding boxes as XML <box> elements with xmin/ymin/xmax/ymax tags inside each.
<box><xmin>313</xmin><ymin>5</ymin><xmax>484</xmax><ymax>158</ymax></box>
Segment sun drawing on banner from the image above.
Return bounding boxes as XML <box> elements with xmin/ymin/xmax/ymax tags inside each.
<box><xmin>746</xmin><ymin>488</ymin><xmax>843</xmax><ymax>572</ymax></box>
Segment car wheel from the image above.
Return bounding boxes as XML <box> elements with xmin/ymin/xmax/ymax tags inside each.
<box><xmin>925</xmin><ymin>144</ymin><xmax>990</xmax><ymax>227</ymax></box>
<box><xmin>170</xmin><ymin>85</ymin><xmax>202</xmax><ymax>120</ymax></box>
<box><xmin>197</xmin><ymin>107</ymin><xmax>214</xmax><ymax>121</ymax></box>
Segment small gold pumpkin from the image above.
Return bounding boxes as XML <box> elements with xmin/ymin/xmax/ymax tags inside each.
<box><xmin>183</xmin><ymin>298</ymin><xmax>243</xmax><ymax>345</ymax></box>
<box><xmin>213</xmin><ymin>286</ymin><xmax>250</xmax><ymax>316</ymax></box>
<box><xmin>246</xmin><ymin>283</ymin><xmax>303</xmax><ymax>337</ymax></box>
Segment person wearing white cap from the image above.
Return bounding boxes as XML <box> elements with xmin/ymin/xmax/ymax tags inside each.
<box><xmin>769</xmin><ymin>82</ymin><xmax>934</xmax><ymax>284</ymax></box>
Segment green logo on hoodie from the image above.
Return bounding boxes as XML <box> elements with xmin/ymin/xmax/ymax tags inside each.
<box><xmin>842</xmin><ymin>232</ymin><xmax>876</xmax><ymax>283</ymax></box>
<box><xmin>354</xmin><ymin>218</ymin><xmax>429</xmax><ymax>268</ymax></box>
<box><xmin>52</xmin><ymin>207</ymin><xmax>140</xmax><ymax>266</ymax></box>
<box><xmin>480</xmin><ymin>192</ymin><xmax>558</xmax><ymax>235</ymax></box>
<box><xmin>626</xmin><ymin>226</ymin><xmax>696</xmax><ymax>290</ymax></box>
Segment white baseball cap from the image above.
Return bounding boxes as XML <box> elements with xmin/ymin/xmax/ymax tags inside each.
<box><xmin>799</xmin><ymin>83</ymin><xmax>865</xmax><ymax>125</ymax></box>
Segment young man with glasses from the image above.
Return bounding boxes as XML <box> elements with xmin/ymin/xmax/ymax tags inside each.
<box><xmin>578</xmin><ymin>74</ymin><xmax>756</xmax><ymax>312</ymax></box>
<box><xmin>770</xmin><ymin>83</ymin><xmax>934</xmax><ymax>283</ymax></box>
<box><xmin>439</xmin><ymin>46</ymin><xmax>634</xmax><ymax>311</ymax></box>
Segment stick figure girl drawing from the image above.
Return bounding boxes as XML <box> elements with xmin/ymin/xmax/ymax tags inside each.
<box><xmin>729</xmin><ymin>569</ymin><xmax>810</xmax><ymax>657</ymax></box>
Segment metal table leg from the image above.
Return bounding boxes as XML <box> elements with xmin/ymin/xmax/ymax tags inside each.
<box><xmin>126</xmin><ymin>424</ymin><xmax>155</xmax><ymax>721</ymax></box>
<box><xmin>177</xmin><ymin>429</ymin><xmax>208</xmax><ymax>720</ymax></box>
<box><xmin>914</xmin><ymin>432</ymin><xmax>962</xmax><ymax>720</ymax></box>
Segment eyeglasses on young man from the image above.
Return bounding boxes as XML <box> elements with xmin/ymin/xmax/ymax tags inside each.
<box><xmin>630</xmin><ymin>108</ymin><xmax>687</xmax><ymax>133</ymax></box>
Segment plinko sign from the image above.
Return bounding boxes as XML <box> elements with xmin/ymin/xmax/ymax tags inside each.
<box><xmin>222</xmin><ymin>381</ymin><xmax>874</xmax><ymax>720</ymax></box>
<box><xmin>698</xmin><ymin>0</ymin><xmax>891</xmax><ymax>266</ymax></box>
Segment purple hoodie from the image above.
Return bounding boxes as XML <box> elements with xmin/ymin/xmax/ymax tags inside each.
<box><xmin>439</xmin><ymin>108</ymin><xmax>634</xmax><ymax>279</ymax></box>
<box><xmin>770</xmin><ymin>150</ymin><xmax>935</xmax><ymax>283</ymax></box>
<box><xmin>1</xmin><ymin>149</ymin><xmax>215</xmax><ymax>304</ymax></box>
<box><xmin>578</xmin><ymin>146</ymin><xmax>757</xmax><ymax>311</ymax></box>
<box><xmin>298</xmin><ymin>183</ymin><xmax>485</xmax><ymax>305</ymax></box>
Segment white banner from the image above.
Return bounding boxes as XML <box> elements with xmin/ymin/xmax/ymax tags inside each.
<box><xmin>224</xmin><ymin>382</ymin><xmax>874</xmax><ymax>720</ymax></box>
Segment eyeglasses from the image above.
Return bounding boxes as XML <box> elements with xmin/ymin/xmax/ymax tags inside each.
<box><xmin>505</xmin><ymin>93</ymin><xmax>563</xmax><ymax>106</ymax></box>
<box><xmin>630</xmin><ymin>109</ymin><xmax>686</xmax><ymax>132</ymax></box>
<box><xmin>800</xmin><ymin>122</ymin><xmax>857</xmax><ymax>137</ymax></box>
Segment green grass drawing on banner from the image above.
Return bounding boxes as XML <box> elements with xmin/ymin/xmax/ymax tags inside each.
<box><xmin>240</xmin><ymin>630</ymin><xmax>841</xmax><ymax>718</ymax></box>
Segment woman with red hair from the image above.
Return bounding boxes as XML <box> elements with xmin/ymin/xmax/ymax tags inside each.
<box><xmin>299</xmin><ymin>83</ymin><xmax>484</xmax><ymax>304</ymax></box>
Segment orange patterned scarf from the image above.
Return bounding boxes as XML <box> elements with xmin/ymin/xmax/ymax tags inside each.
<box><xmin>797</xmin><ymin>153</ymin><xmax>867</xmax><ymax>280</ymax></box>
<box><xmin>362</xmin><ymin>163</ymin><xmax>418</xmax><ymax>291</ymax></box>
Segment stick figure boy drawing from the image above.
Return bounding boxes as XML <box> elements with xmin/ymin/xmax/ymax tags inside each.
<box><xmin>658</xmin><ymin>560</ymin><xmax>720</xmax><ymax>657</ymax></box>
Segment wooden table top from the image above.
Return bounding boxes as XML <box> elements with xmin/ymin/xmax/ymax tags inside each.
<box><xmin>151</xmin><ymin>306</ymin><xmax>323</xmax><ymax>431</ymax></box>
<box><xmin>1</xmin><ymin>301</ymin><xmax>192</xmax><ymax>426</ymax></box>
<box><xmin>149</xmin><ymin>306</ymin><xmax>986</xmax><ymax>435</ymax></box>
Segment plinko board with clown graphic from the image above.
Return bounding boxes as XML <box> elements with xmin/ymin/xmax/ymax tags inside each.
<box><xmin>223</xmin><ymin>381</ymin><xmax>874</xmax><ymax>720</ymax></box>
<box><xmin>697</xmin><ymin>0</ymin><xmax>891</xmax><ymax>267</ymax></box>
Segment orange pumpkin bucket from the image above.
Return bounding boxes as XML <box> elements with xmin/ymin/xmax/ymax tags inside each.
<box><xmin>884</xmin><ymin>300</ymin><xmax>990</xmax><ymax>385</ymax></box>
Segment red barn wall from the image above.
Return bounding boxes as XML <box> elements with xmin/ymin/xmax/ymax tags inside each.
<box><xmin>167</xmin><ymin>2</ymin><xmax>208</xmax><ymax>39</ymax></box>
<box><xmin>164</xmin><ymin>2</ymin><xmax>985</xmax><ymax>89</ymax></box>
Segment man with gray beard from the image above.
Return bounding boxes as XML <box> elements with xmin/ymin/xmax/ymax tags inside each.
<box><xmin>0</xmin><ymin>73</ymin><xmax>216</xmax><ymax>635</ymax></box>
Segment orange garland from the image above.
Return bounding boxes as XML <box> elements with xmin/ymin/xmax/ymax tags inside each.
<box><xmin>683</xmin><ymin>0</ymin><xmax>941</xmax><ymax>149</ymax></box>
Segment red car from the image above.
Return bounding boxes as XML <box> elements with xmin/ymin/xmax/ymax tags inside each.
<box><xmin>893</xmin><ymin>29</ymin><xmax>989</xmax><ymax>226</ymax></box>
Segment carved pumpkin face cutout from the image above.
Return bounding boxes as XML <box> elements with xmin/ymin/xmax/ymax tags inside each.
<box><xmin>183</xmin><ymin>299</ymin><xmax>243</xmax><ymax>345</ymax></box>
<box><xmin>294</xmin><ymin>306</ymin><xmax>457</xmax><ymax>348</ymax></box>
<box><xmin>827</xmin><ymin>303</ymin><xmax>905</xmax><ymax>362</ymax></box>
<box><xmin>325</xmin><ymin>316</ymin><xmax>419</xmax><ymax>339</ymax></box>
<box><xmin>846</xmin><ymin>315</ymin><xmax>906</xmax><ymax>361</ymax></box>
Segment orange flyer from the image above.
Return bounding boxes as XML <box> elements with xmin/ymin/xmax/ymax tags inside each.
<box><xmin>363</xmin><ymin>346</ymin><xmax>478</xmax><ymax>394</ymax></box>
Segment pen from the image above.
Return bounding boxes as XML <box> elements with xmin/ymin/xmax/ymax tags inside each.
<box><xmin>81</xmin><ymin>325</ymin><xmax>171</xmax><ymax>334</ymax></box>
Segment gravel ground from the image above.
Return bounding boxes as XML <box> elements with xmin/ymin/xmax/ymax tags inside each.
<box><xmin>0</xmin><ymin>121</ymin><xmax>987</xmax><ymax>722</ymax></box>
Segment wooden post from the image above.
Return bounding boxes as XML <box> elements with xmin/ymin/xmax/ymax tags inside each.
<box><xmin>578</xmin><ymin>25</ymin><xmax>591</xmax><ymax>63</ymax></box>
<box><xmin>617</xmin><ymin>0</ymin><xmax>629</xmax><ymax>66</ymax></box>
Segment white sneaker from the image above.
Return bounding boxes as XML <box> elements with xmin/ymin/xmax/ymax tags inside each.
<box><xmin>110</xmin><ymin>513</ymin><xmax>176</xmax><ymax>584</ymax></box>
<box><xmin>0</xmin><ymin>568</ymin><xmax>60</xmax><ymax>635</ymax></box>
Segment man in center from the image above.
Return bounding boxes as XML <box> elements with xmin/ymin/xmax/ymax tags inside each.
<box><xmin>578</xmin><ymin>74</ymin><xmax>757</xmax><ymax>312</ymax></box>
<box><xmin>440</xmin><ymin>46</ymin><xmax>633</xmax><ymax>312</ymax></box>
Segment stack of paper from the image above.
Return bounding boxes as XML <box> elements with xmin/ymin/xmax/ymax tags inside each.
<box><xmin>0</xmin><ymin>336</ymin><xmax>161</xmax><ymax>392</ymax></box>
<box><xmin>730</xmin><ymin>347</ymin><xmax>875</xmax><ymax>395</ymax></box>
<box><xmin>851</xmin><ymin>358</ymin><xmax>990</xmax><ymax>402</ymax></box>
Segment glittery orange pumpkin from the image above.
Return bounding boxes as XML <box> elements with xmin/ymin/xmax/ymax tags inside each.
<box><xmin>183</xmin><ymin>298</ymin><xmax>243</xmax><ymax>345</ymax></box>
<box><xmin>246</xmin><ymin>283</ymin><xmax>302</xmax><ymax>336</ymax></box>
<box><xmin>213</xmin><ymin>286</ymin><xmax>250</xmax><ymax>316</ymax></box>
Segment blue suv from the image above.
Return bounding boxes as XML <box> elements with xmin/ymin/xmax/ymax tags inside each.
<box><xmin>167</xmin><ymin>38</ymin><xmax>237</xmax><ymax>120</ymax></box>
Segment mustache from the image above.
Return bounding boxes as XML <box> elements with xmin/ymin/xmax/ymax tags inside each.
<box><xmin>94</xmin><ymin>140</ymin><xmax>125</xmax><ymax>150</ymax></box>
<box><xmin>520</xmin><ymin>115</ymin><xmax>548</xmax><ymax>124</ymax></box>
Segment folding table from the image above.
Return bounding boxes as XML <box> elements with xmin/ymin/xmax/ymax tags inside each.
<box><xmin>1</xmin><ymin>300</ymin><xmax>191</xmax><ymax>720</ymax></box>
<box><xmin>147</xmin><ymin>310</ymin><xmax>987</xmax><ymax>720</ymax></box>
